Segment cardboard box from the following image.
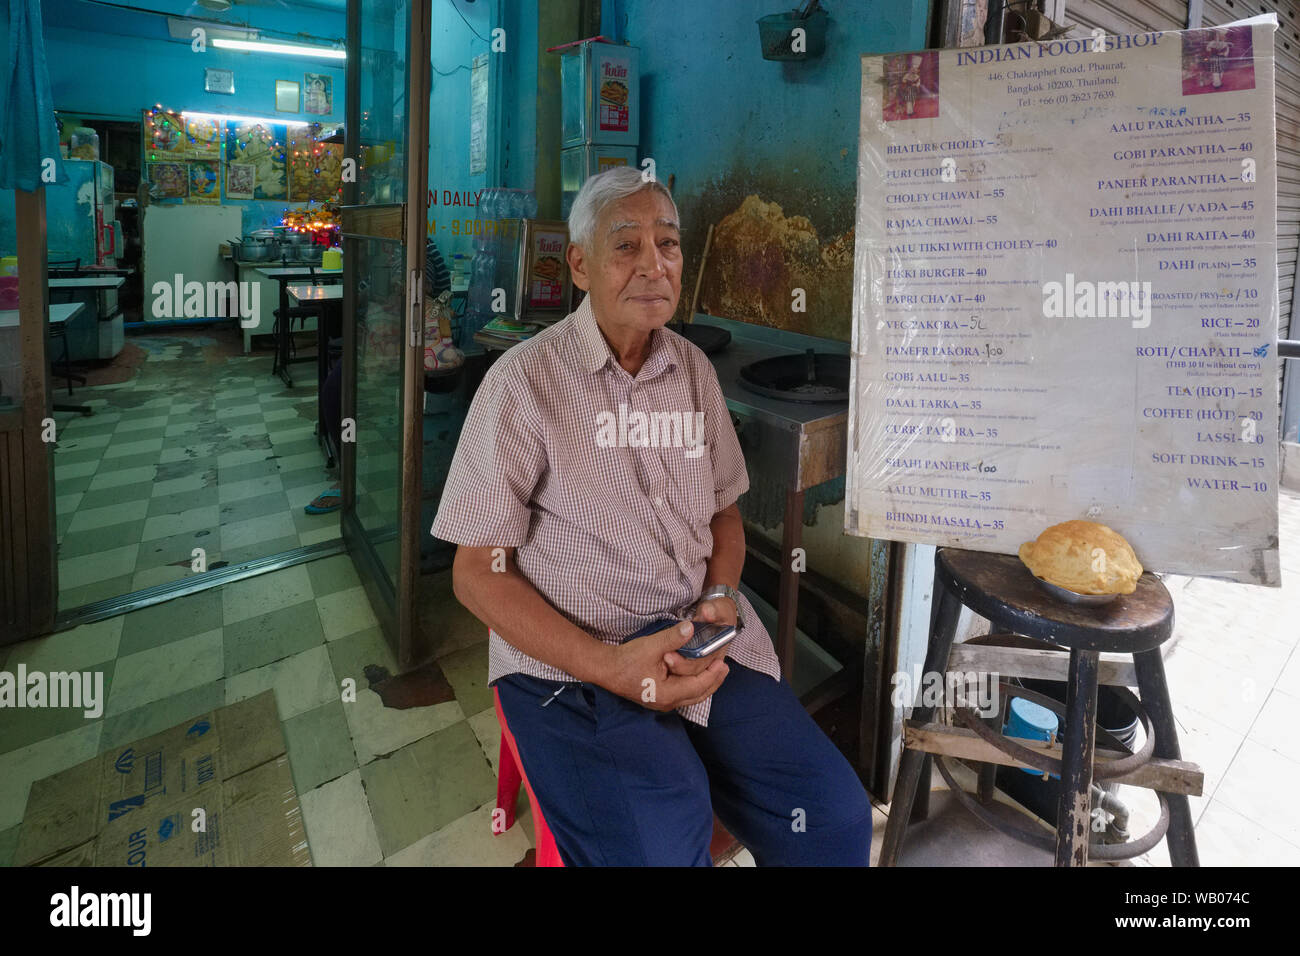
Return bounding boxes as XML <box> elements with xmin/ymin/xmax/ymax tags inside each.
<box><xmin>15</xmin><ymin>690</ymin><xmax>311</xmax><ymax>867</ymax></box>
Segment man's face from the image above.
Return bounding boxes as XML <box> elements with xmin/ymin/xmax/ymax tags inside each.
<box><xmin>567</xmin><ymin>188</ymin><xmax>682</xmax><ymax>336</ymax></box>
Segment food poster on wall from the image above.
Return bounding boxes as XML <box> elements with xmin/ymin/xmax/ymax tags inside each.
<box><xmin>185</xmin><ymin>117</ymin><xmax>223</xmax><ymax>160</ymax></box>
<box><xmin>142</xmin><ymin>108</ymin><xmax>187</xmax><ymax>162</ymax></box>
<box><xmin>304</xmin><ymin>73</ymin><xmax>333</xmax><ymax>115</ymax></box>
<box><xmin>288</xmin><ymin>128</ymin><xmax>342</xmax><ymax>201</ymax></box>
<box><xmin>226</xmin><ymin>121</ymin><xmax>287</xmax><ymax>199</ymax></box>
<box><xmin>148</xmin><ymin>161</ymin><xmax>188</xmax><ymax>199</ymax></box>
<box><xmin>187</xmin><ymin>160</ymin><xmax>220</xmax><ymax>203</ymax></box>
<box><xmin>847</xmin><ymin>21</ymin><xmax>1281</xmax><ymax>585</ymax></box>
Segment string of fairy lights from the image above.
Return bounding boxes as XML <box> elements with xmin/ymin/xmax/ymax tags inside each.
<box><xmin>141</xmin><ymin>103</ymin><xmax>342</xmax><ymax>236</ymax></box>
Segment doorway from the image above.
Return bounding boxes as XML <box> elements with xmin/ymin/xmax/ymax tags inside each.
<box><xmin>1</xmin><ymin>0</ymin><xmax>430</xmax><ymax>657</ymax></box>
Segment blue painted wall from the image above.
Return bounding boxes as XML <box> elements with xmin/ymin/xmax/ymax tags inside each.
<box><xmin>428</xmin><ymin>0</ymin><xmax>492</xmax><ymax>261</ymax></box>
<box><xmin>621</xmin><ymin>0</ymin><xmax>930</xmax><ymax>339</ymax></box>
<box><xmin>38</xmin><ymin>0</ymin><xmax>345</xmax><ymax>232</ymax></box>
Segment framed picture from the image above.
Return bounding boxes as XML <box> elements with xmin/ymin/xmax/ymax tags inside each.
<box><xmin>304</xmin><ymin>73</ymin><xmax>332</xmax><ymax>115</ymax></box>
<box><xmin>226</xmin><ymin>162</ymin><xmax>256</xmax><ymax>200</ymax></box>
<box><xmin>185</xmin><ymin>117</ymin><xmax>223</xmax><ymax>160</ymax></box>
<box><xmin>142</xmin><ymin>108</ymin><xmax>187</xmax><ymax>162</ymax></box>
<box><xmin>205</xmin><ymin>67</ymin><xmax>235</xmax><ymax>95</ymax></box>
<box><xmin>187</xmin><ymin>160</ymin><xmax>220</xmax><ymax>204</ymax></box>
<box><xmin>226</xmin><ymin>122</ymin><xmax>287</xmax><ymax>199</ymax></box>
<box><xmin>275</xmin><ymin>80</ymin><xmax>300</xmax><ymax>113</ymax></box>
<box><xmin>148</xmin><ymin>161</ymin><xmax>188</xmax><ymax>200</ymax></box>
<box><xmin>287</xmin><ymin>127</ymin><xmax>342</xmax><ymax>201</ymax></box>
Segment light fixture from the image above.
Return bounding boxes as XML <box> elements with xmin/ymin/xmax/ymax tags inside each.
<box><xmin>166</xmin><ymin>17</ymin><xmax>253</xmax><ymax>42</ymax></box>
<box><xmin>211</xmin><ymin>37</ymin><xmax>345</xmax><ymax>59</ymax></box>
<box><xmin>196</xmin><ymin>0</ymin><xmax>232</xmax><ymax>10</ymax></box>
<box><xmin>183</xmin><ymin>110</ymin><xmax>312</xmax><ymax>127</ymax></box>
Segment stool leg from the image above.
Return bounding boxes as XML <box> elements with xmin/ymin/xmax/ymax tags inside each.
<box><xmin>1056</xmin><ymin>648</ymin><xmax>1100</xmax><ymax>866</ymax></box>
<box><xmin>879</xmin><ymin>580</ymin><xmax>962</xmax><ymax>866</ymax></box>
<box><xmin>1133</xmin><ymin>648</ymin><xmax>1200</xmax><ymax>867</ymax></box>
<box><xmin>978</xmin><ymin>693</ymin><xmax>1009</xmax><ymax>804</ymax></box>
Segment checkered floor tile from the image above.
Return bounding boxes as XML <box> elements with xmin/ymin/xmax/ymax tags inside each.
<box><xmin>51</xmin><ymin>335</ymin><xmax>341</xmax><ymax>607</ymax></box>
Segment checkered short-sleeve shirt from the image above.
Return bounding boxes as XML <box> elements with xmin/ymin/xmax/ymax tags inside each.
<box><xmin>431</xmin><ymin>296</ymin><xmax>780</xmax><ymax>726</ymax></box>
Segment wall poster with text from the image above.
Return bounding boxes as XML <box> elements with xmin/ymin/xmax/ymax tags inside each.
<box><xmin>847</xmin><ymin>20</ymin><xmax>1282</xmax><ymax>585</ymax></box>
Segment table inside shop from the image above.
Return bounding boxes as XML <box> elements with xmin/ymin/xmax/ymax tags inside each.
<box><xmin>0</xmin><ymin>301</ymin><xmax>91</xmax><ymax>414</ymax></box>
<box><xmin>258</xmin><ymin>266</ymin><xmax>341</xmax><ymax>387</ymax></box>
<box><xmin>288</xmin><ymin>283</ymin><xmax>343</xmax><ymax>467</ymax></box>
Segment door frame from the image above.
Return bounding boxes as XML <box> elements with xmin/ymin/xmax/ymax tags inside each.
<box><xmin>1</xmin><ymin>189</ymin><xmax>57</xmax><ymax>645</ymax></box>
<box><xmin>339</xmin><ymin>0</ymin><xmax>431</xmax><ymax>667</ymax></box>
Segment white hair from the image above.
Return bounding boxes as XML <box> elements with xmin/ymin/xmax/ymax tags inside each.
<box><xmin>567</xmin><ymin>165</ymin><xmax>679</xmax><ymax>248</ymax></box>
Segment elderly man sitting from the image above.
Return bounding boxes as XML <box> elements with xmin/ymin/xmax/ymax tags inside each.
<box><xmin>432</xmin><ymin>166</ymin><xmax>870</xmax><ymax>866</ymax></box>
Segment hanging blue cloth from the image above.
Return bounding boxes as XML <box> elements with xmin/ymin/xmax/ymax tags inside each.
<box><xmin>0</xmin><ymin>0</ymin><xmax>66</xmax><ymax>191</ymax></box>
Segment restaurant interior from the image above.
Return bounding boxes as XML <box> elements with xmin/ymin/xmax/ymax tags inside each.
<box><xmin>1</xmin><ymin>0</ymin><xmax>1298</xmax><ymax>872</ymax></box>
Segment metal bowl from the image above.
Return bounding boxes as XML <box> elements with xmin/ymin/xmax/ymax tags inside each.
<box><xmin>1032</xmin><ymin>577</ymin><xmax>1121</xmax><ymax>606</ymax></box>
<box><xmin>738</xmin><ymin>350</ymin><xmax>849</xmax><ymax>404</ymax></box>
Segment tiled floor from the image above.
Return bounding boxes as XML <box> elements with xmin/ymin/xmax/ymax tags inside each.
<box><xmin>51</xmin><ymin>333</ymin><xmax>341</xmax><ymax>609</ymax></box>
<box><xmin>878</xmin><ymin>488</ymin><xmax>1300</xmax><ymax>867</ymax></box>
<box><xmin>1</xmin><ymin>489</ymin><xmax>1296</xmax><ymax>866</ymax></box>
<box><xmin>1119</xmin><ymin>485</ymin><xmax>1300</xmax><ymax>866</ymax></box>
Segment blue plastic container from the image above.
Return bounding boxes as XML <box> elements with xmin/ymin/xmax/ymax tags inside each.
<box><xmin>1004</xmin><ymin>697</ymin><xmax>1059</xmax><ymax>778</ymax></box>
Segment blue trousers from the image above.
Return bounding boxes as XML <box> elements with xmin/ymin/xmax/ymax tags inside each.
<box><xmin>494</xmin><ymin>623</ymin><xmax>871</xmax><ymax>866</ymax></box>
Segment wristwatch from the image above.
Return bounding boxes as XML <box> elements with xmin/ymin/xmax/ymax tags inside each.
<box><xmin>700</xmin><ymin>584</ymin><xmax>745</xmax><ymax>628</ymax></box>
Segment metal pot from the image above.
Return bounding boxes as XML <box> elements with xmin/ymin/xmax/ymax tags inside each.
<box><xmin>237</xmin><ymin>241</ymin><xmax>269</xmax><ymax>262</ymax></box>
<box><xmin>241</xmin><ymin>231</ymin><xmax>279</xmax><ymax>261</ymax></box>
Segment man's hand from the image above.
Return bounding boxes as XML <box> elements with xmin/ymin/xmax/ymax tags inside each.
<box><xmin>603</xmin><ymin>620</ymin><xmax>729</xmax><ymax>712</ymax></box>
<box><xmin>662</xmin><ymin>594</ymin><xmax>737</xmax><ymax>677</ymax></box>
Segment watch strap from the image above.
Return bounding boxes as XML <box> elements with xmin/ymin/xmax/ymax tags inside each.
<box><xmin>701</xmin><ymin>584</ymin><xmax>745</xmax><ymax>627</ymax></box>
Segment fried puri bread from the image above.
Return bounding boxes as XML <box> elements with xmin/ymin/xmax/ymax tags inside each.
<box><xmin>1017</xmin><ymin>520</ymin><xmax>1143</xmax><ymax>595</ymax></box>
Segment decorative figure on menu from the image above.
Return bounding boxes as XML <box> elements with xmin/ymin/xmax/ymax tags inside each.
<box><xmin>899</xmin><ymin>54</ymin><xmax>923</xmax><ymax>116</ymax></box>
<box><xmin>1202</xmin><ymin>29</ymin><xmax>1231</xmax><ymax>88</ymax></box>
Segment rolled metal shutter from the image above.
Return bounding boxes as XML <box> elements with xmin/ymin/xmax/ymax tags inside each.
<box><xmin>1202</xmin><ymin>2</ymin><xmax>1300</xmax><ymax>354</ymax></box>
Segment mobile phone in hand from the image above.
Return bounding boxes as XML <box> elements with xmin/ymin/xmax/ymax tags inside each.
<box><xmin>677</xmin><ymin>621</ymin><xmax>737</xmax><ymax>659</ymax></box>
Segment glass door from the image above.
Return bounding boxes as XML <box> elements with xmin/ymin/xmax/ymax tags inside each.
<box><xmin>340</xmin><ymin>0</ymin><xmax>430</xmax><ymax>664</ymax></box>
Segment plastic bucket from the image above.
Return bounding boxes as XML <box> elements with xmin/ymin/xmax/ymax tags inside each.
<box><xmin>1004</xmin><ymin>696</ymin><xmax>1059</xmax><ymax>778</ymax></box>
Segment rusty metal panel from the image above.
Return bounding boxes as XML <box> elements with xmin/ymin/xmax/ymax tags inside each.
<box><xmin>796</xmin><ymin>413</ymin><xmax>848</xmax><ymax>491</ymax></box>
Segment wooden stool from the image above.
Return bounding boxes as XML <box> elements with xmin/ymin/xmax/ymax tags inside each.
<box><xmin>879</xmin><ymin>547</ymin><xmax>1202</xmax><ymax>867</ymax></box>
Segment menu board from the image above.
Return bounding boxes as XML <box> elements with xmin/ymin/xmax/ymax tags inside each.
<box><xmin>847</xmin><ymin>21</ymin><xmax>1282</xmax><ymax>586</ymax></box>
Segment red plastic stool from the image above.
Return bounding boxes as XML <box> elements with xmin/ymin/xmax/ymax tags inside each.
<box><xmin>492</xmin><ymin>684</ymin><xmax>742</xmax><ymax>866</ymax></box>
<box><xmin>493</xmin><ymin>684</ymin><xmax>565</xmax><ymax>866</ymax></box>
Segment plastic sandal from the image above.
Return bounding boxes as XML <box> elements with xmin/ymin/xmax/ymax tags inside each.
<box><xmin>305</xmin><ymin>488</ymin><xmax>342</xmax><ymax>514</ymax></box>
